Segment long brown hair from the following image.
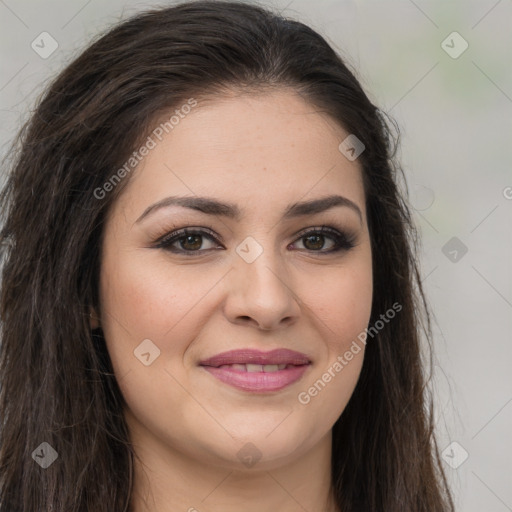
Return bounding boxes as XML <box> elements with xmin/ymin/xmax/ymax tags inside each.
<box><xmin>0</xmin><ymin>1</ymin><xmax>454</xmax><ymax>510</ymax></box>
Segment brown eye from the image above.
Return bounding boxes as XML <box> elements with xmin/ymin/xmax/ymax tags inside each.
<box><xmin>291</xmin><ymin>227</ymin><xmax>356</xmax><ymax>254</ymax></box>
<box><xmin>303</xmin><ymin>233</ymin><xmax>330</xmax><ymax>251</ymax></box>
<box><xmin>179</xmin><ymin>234</ymin><xmax>203</xmax><ymax>251</ymax></box>
<box><xmin>156</xmin><ymin>228</ymin><xmax>222</xmax><ymax>255</ymax></box>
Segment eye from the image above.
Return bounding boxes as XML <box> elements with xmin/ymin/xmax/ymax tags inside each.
<box><xmin>155</xmin><ymin>227</ymin><xmax>222</xmax><ymax>255</ymax></box>
<box><xmin>154</xmin><ymin>225</ymin><xmax>356</xmax><ymax>256</ymax></box>
<box><xmin>290</xmin><ymin>226</ymin><xmax>356</xmax><ymax>254</ymax></box>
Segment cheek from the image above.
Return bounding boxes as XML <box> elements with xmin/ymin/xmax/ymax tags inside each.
<box><xmin>296</xmin><ymin>256</ymin><xmax>372</xmax><ymax>414</ymax></box>
<box><xmin>97</xmin><ymin>251</ymin><xmax>219</xmax><ymax>440</ymax></box>
<box><xmin>97</xmin><ymin>249</ymin><xmax>219</xmax><ymax>394</ymax></box>
<box><xmin>308</xmin><ymin>257</ymin><xmax>373</xmax><ymax>350</ymax></box>
<box><xmin>99</xmin><ymin>249</ymin><xmax>217</xmax><ymax>342</ymax></box>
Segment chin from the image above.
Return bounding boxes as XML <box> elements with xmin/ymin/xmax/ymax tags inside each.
<box><xmin>194</xmin><ymin>420</ymin><xmax>323</xmax><ymax>471</ymax></box>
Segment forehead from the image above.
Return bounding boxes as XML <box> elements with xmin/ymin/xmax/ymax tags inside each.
<box><xmin>113</xmin><ymin>89</ymin><xmax>366</xmax><ymax>222</ymax></box>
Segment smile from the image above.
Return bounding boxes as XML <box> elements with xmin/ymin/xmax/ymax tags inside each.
<box><xmin>199</xmin><ymin>348</ymin><xmax>311</xmax><ymax>392</ymax></box>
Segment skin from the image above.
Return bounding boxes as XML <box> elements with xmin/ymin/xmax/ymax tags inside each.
<box><xmin>93</xmin><ymin>89</ymin><xmax>373</xmax><ymax>512</ymax></box>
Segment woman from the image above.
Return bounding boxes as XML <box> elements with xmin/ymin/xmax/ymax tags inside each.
<box><xmin>0</xmin><ymin>1</ymin><xmax>455</xmax><ymax>510</ymax></box>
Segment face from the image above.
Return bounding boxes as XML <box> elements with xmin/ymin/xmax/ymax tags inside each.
<box><xmin>97</xmin><ymin>89</ymin><xmax>373</xmax><ymax>471</ymax></box>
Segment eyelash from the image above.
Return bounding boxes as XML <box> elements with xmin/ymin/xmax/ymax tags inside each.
<box><xmin>153</xmin><ymin>225</ymin><xmax>357</xmax><ymax>256</ymax></box>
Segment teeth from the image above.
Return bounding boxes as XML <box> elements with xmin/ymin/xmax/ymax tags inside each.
<box><xmin>217</xmin><ymin>363</ymin><xmax>289</xmax><ymax>372</ymax></box>
<box><xmin>246</xmin><ymin>364</ymin><xmax>263</xmax><ymax>372</ymax></box>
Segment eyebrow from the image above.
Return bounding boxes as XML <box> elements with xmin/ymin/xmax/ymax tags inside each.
<box><xmin>135</xmin><ymin>194</ymin><xmax>363</xmax><ymax>224</ymax></box>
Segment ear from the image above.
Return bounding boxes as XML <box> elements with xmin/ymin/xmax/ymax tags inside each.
<box><xmin>89</xmin><ymin>306</ymin><xmax>100</xmax><ymax>330</ymax></box>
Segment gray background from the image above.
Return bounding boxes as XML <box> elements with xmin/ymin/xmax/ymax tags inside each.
<box><xmin>1</xmin><ymin>0</ymin><xmax>511</xmax><ymax>510</ymax></box>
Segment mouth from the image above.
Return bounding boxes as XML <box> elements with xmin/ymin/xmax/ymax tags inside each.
<box><xmin>199</xmin><ymin>348</ymin><xmax>311</xmax><ymax>392</ymax></box>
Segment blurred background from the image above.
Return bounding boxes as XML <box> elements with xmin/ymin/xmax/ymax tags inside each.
<box><xmin>1</xmin><ymin>0</ymin><xmax>511</xmax><ymax>510</ymax></box>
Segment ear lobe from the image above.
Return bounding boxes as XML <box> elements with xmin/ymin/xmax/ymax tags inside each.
<box><xmin>89</xmin><ymin>307</ymin><xmax>100</xmax><ymax>330</ymax></box>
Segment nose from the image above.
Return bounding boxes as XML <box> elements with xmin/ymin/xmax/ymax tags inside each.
<box><xmin>222</xmin><ymin>246</ymin><xmax>301</xmax><ymax>331</ymax></box>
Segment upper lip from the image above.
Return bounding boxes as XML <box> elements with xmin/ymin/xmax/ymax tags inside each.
<box><xmin>199</xmin><ymin>349</ymin><xmax>311</xmax><ymax>367</ymax></box>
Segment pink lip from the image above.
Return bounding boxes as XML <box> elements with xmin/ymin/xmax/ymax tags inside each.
<box><xmin>199</xmin><ymin>349</ymin><xmax>311</xmax><ymax>393</ymax></box>
<box><xmin>199</xmin><ymin>348</ymin><xmax>311</xmax><ymax>367</ymax></box>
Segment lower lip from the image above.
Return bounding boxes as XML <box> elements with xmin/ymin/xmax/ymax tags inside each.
<box><xmin>201</xmin><ymin>364</ymin><xmax>310</xmax><ymax>392</ymax></box>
